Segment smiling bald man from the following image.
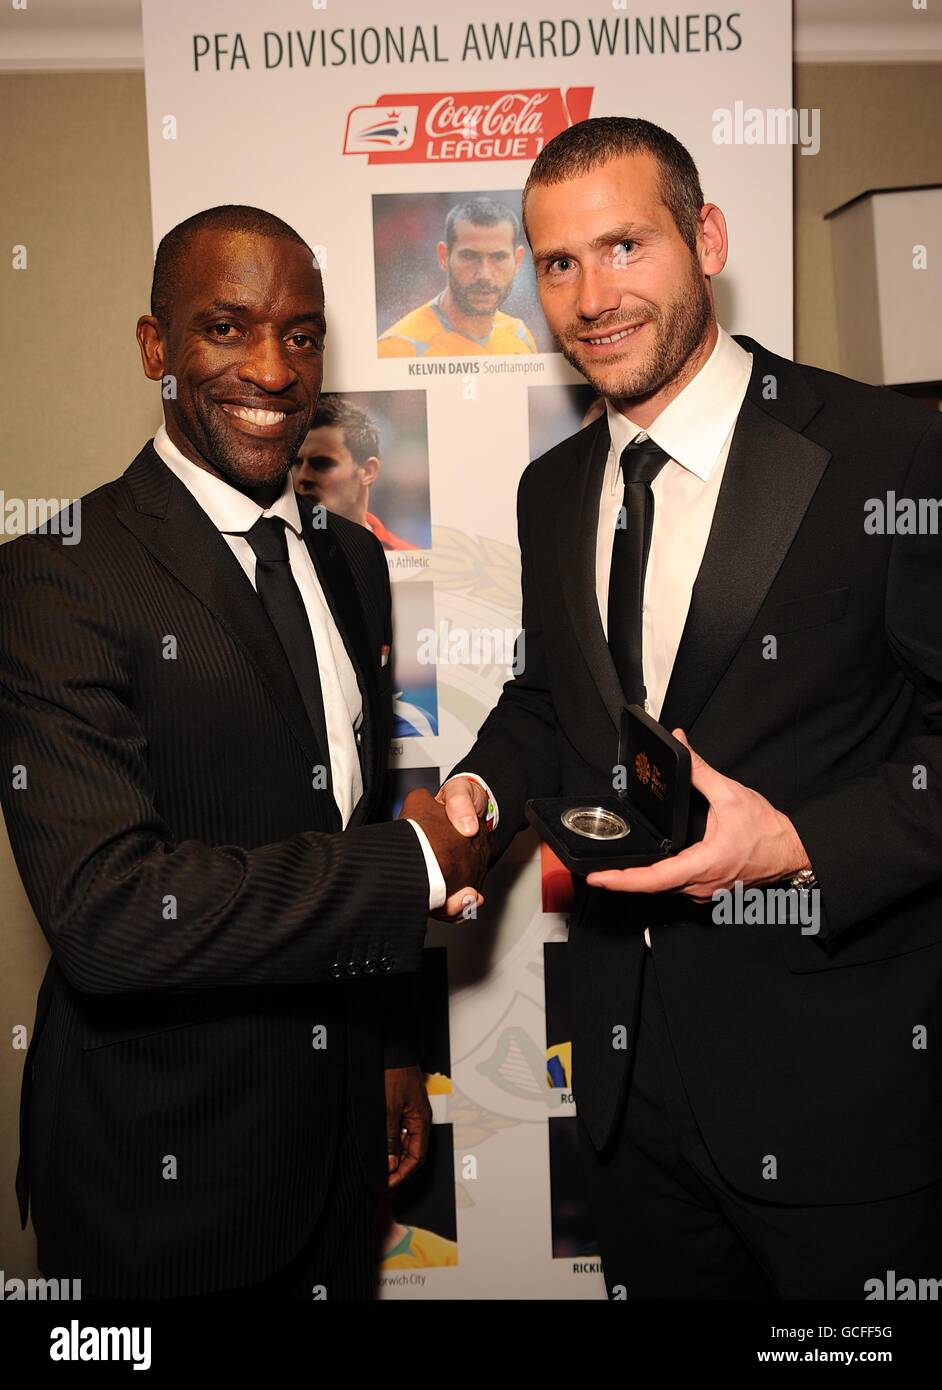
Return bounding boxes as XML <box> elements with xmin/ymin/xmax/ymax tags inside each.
<box><xmin>0</xmin><ymin>204</ymin><xmax>489</xmax><ymax>1300</ymax></box>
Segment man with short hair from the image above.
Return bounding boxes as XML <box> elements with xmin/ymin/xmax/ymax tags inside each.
<box><xmin>293</xmin><ymin>395</ymin><xmax>416</xmax><ymax>550</ymax></box>
<box><xmin>377</xmin><ymin>197</ymin><xmax>537</xmax><ymax>357</ymax></box>
<box><xmin>439</xmin><ymin>117</ymin><xmax>942</xmax><ymax>1298</ymax></box>
<box><xmin>0</xmin><ymin>204</ymin><xmax>487</xmax><ymax>1299</ymax></box>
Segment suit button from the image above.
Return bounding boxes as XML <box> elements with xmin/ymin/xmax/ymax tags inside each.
<box><xmin>379</xmin><ymin>956</ymin><xmax>394</xmax><ymax>973</ymax></box>
<box><xmin>362</xmin><ymin>958</ymin><xmax>378</xmax><ymax>975</ymax></box>
<box><xmin>328</xmin><ymin>963</ymin><xmax>343</xmax><ymax>979</ymax></box>
<box><xmin>345</xmin><ymin>961</ymin><xmax>361</xmax><ymax>977</ymax></box>
<box><xmin>356</xmin><ymin>730</ymin><xmax>362</xmax><ymax>745</ymax></box>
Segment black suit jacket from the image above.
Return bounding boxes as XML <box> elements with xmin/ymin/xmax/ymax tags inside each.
<box><xmin>0</xmin><ymin>441</ymin><xmax>430</xmax><ymax>1296</ymax></box>
<box><xmin>453</xmin><ymin>337</ymin><xmax>942</xmax><ymax>1206</ymax></box>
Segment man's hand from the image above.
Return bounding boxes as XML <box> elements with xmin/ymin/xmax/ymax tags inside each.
<box><xmin>400</xmin><ymin>787</ymin><xmax>490</xmax><ymax>920</ymax></box>
<box><xmin>432</xmin><ymin>777</ymin><xmax>493</xmax><ymax>920</ymax></box>
<box><xmin>438</xmin><ymin>775</ymin><xmax>488</xmax><ymax>835</ymax></box>
<box><xmin>586</xmin><ymin>729</ymin><xmax>811</xmax><ymax>901</ymax></box>
<box><xmin>385</xmin><ymin>1065</ymin><xmax>431</xmax><ymax>1189</ymax></box>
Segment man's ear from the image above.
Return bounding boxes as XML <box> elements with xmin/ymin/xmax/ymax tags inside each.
<box><xmin>697</xmin><ymin>204</ymin><xmax>728</xmax><ymax>279</ymax></box>
<box><xmin>513</xmin><ymin>245</ymin><xmax>525</xmax><ymax>273</ymax></box>
<box><xmin>137</xmin><ymin>316</ymin><xmax>167</xmax><ymax>382</ymax></box>
<box><xmin>436</xmin><ymin>241</ymin><xmax>449</xmax><ymax>274</ymax></box>
<box><xmin>360</xmin><ymin>455</ymin><xmax>381</xmax><ymax>487</ymax></box>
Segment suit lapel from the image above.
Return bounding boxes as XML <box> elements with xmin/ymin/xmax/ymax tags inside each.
<box><xmin>116</xmin><ymin>443</ymin><xmax>333</xmax><ymax>791</ymax></box>
<box><xmin>658</xmin><ymin>344</ymin><xmax>831</xmax><ymax>732</ymax></box>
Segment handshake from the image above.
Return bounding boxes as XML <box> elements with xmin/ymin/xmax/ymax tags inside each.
<box><xmin>399</xmin><ymin>779</ymin><xmax>494</xmax><ymax>922</ymax></box>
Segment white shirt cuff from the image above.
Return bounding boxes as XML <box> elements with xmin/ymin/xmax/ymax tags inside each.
<box><xmin>407</xmin><ymin>819</ymin><xmax>447</xmax><ymax>911</ymax></box>
<box><xmin>441</xmin><ymin>773</ymin><xmax>499</xmax><ymax>830</ymax></box>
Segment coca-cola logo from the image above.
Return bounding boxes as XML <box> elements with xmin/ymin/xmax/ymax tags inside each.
<box><xmin>344</xmin><ymin>87</ymin><xmax>593</xmax><ymax>164</ymax></box>
<box><xmin>425</xmin><ymin>93</ymin><xmax>548</xmax><ymax>141</ymax></box>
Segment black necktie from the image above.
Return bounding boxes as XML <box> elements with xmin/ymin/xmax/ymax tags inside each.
<box><xmin>244</xmin><ymin>515</ymin><xmax>333</xmax><ymax>796</ymax></box>
<box><xmin>607</xmin><ymin>436</ymin><xmax>671</xmax><ymax>708</ymax></box>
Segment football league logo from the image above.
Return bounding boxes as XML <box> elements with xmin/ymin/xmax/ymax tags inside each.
<box><xmin>344</xmin><ymin>87</ymin><xmax>593</xmax><ymax>163</ymax></box>
<box><xmin>343</xmin><ymin>105</ymin><xmax>420</xmax><ymax>154</ymax></box>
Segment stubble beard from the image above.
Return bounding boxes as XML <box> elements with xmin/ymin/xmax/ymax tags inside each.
<box><xmin>557</xmin><ymin>267</ymin><xmax>713</xmax><ymax>408</ymax></box>
<box><xmin>198</xmin><ymin>402</ymin><xmax>312</xmax><ymax>490</ymax></box>
<box><xmin>448</xmin><ymin>269</ymin><xmax>513</xmax><ymax>320</ymax></box>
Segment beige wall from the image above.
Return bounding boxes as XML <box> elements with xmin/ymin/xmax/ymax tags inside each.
<box><xmin>1</xmin><ymin>62</ymin><xmax>940</xmax><ymax>1277</ymax></box>
<box><xmin>0</xmin><ymin>72</ymin><xmax>157</xmax><ymax>1278</ymax></box>
<box><xmin>794</xmin><ymin>62</ymin><xmax>942</xmax><ymax>370</ymax></box>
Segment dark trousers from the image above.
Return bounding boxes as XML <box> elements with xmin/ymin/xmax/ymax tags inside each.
<box><xmin>577</xmin><ymin>946</ymin><xmax>942</xmax><ymax>1300</ymax></box>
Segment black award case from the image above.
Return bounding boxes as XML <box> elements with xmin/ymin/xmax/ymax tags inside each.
<box><xmin>525</xmin><ymin>704</ymin><xmax>709</xmax><ymax>874</ymax></box>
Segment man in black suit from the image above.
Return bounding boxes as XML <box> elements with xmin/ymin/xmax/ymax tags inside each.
<box><xmin>0</xmin><ymin>205</ymin><xmax>487</xmax><ymax>1299</ymax></box>
<box><xmin>439</xmin><ymin>118</ymin><xmax>942</xmax><ymax>1298</ymax></box>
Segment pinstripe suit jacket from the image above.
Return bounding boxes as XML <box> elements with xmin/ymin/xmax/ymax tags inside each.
<box><xmin>0</xmin><ymin>440</ymin><xmax>430</xmax><ymax>1296</ymax></box>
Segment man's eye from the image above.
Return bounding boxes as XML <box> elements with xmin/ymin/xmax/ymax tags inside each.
<box><xmin>209</xmin><ymin>322</ymin><xmax>238</xmax><ymax>337</ymax></box>
<box><xmin>548</xmin><ymin>257</ymin><xmax>574</xmax><ymax>275</ymax></box>
<box><xmin>611</xmin><ymin>241</ymin><xmax>637</xmax><ymax>265</ymax></box>
<box><xmin>288</xmin><ymin>332</ymin><xmax>321</xmax><ymax>349</ymax></box>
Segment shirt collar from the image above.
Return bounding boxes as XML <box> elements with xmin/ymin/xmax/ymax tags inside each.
<box><xmin>152</xmin><ymin>422</ymin><xmax>303</xmax><ymax>536</ymax></box>
<box><xmin>604</xmin><ymin>326</ymin><xmax>753</xmax><ymax>481</ymax></box>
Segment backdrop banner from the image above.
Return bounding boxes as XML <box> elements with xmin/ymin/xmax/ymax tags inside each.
<box><xmin>142</xmin><ymin>0</ymin><xmax>793</xmax><ymax>1299</ymax></box>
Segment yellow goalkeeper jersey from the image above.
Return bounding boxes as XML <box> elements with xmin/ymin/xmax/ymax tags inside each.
<box><xmin>378</xmin><ymin>294</ymin><xmax>537</xmax><ymax>357</ymax></box>
<box><xmin>382</xmin><ymin>1225</ymin><xmax>459</xmax><ymax>1269</ymax></box>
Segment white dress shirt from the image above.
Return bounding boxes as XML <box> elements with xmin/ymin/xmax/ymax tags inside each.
<box><xmin>152</xmin><ymin>425</ymin><xmax>445</xmax><ymax>908</ymax></box>
<box><xmin>597</xmin><ymin>326</ymin><xmax>752</xmax><ymax>719</ymax></box>
<box><xmin>601</xmin><ymin>329</ymin><xmax>751</xmax><ymax>946</ymax></box>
